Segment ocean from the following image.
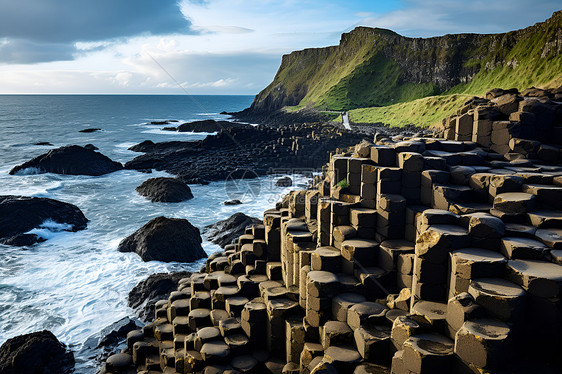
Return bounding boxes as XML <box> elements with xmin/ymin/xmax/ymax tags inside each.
<box><xmin>0</xmin><ymin>95</ymin><xmax>309</xmax><ymax>371</ymax></box>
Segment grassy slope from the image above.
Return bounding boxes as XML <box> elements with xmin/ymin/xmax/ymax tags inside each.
<box><xmin>349</xmin><ymin>94</ymin><xmax>473</xmax><ymax>128</ymax></box>
<box><xmin>351</xmin><ymin>16</ymin><xmax>562</xmax><ymax>127</ymax></box>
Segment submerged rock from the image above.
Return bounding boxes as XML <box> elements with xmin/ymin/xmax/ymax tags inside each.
<box><xmin>205</xmin><ymin>212</ymin><xmax>261</xmax><ymax>248</ymax></box>
<box><xmin>128</xmin><ymin>271</ymin><xmax>191</xmax><ymax>321</ymax></box>
<box><xmin>0</xmin><ymin>330</ymin><xmax>74</xmax><ymax>374</ymax></box>
<box><xmin>136</xmin><ymin>177</ymin><xmax>194</xmax><ymax>202</ymax></box>
<box><xmin>118</xmin><ymin>216</ymin><xmax>206</xmax><ymax>262</ymax></box>
<box><xmin>9</xmin><ymin>145</ymin><xmax>122</xmax><ymax>176</ymax></box>
<box><xmin>78</xmin><ymin>128</ymin><xmax>101</xmax><ymax>133</ymax></box>
<box><xmin>0</xmin><ymin>195</ymin><xmax>88</xmax><ymax>246</ymax></box>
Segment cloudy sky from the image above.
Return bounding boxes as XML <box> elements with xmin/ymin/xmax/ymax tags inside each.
<box><xmin>0</xmin><ymin>0</ymin><xmax>560</xmax><ymax>94</ymax></box>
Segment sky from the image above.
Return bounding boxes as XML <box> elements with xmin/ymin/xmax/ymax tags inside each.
<box><xmin>0</xmin><ymin>0</ymin><xmax>560</xmax><ymax>95</ymax></box>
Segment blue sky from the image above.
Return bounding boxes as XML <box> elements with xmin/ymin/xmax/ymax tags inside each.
<box><xmin>0</xmin><ymin>0</ymin><xmax>559</xmax><ymax>94</ymax></box>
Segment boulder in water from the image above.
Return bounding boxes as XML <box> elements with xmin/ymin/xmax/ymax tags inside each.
<box><xmin>276</xmin><ymin>176</ymin><xmax>293</xmax><ymax>187</ymax></box>
<box><xmin>128</xmin><ymin>271</ymin><xmax>191</xmax><ymax>321</ymax></box>
<box><xmin>224</xmin><ymin>199</ymin><xmax>242</xmax><ymax>206</ymax></box>
<box><xmin>118</xmin><ymin>216</ymin><xmax>206</xmax><ymax>262</ymax></box>
<box><xmin>136</xmin><ymin>177</ymin><xmax>194</xmax><ymax>203</ymax></box>
<box><xmin>9</xmin><ymin>145</ymin><xmax>122</xmax><ymax>176</ymax></box>
<box><xmin>0</xmin><ymin>195</ymin><xmax>88</xmax><ymax>246</ymax></box>
<box><xmin>78</xmin><ymin>128</ymin><xmax>101</xmax><ymax>133</ymax></box>
<box><xmin>204</xmin><ymin>212</ymin><xmax>261</xmax><ymax>248</ymax></box>
<box><xmin>0</xmin><ymin>330</ymin><xmax>74</xmax><ymax>374</ymax></box>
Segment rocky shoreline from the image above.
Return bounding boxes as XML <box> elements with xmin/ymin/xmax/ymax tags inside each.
<box><xmin>2</xmin><ymin>87</ymin><xmax>562</xmax><ymax>374</ymax></box>
<box><xmin>96</xmin><ymin>87</ymin><xmax>562</xmax><ymax>374</ymax></box>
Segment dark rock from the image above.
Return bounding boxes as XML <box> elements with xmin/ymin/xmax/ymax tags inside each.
<box><xmin>79</xmin><ymin>317</ymin><xmax>140</xmax><ymax>366</ymax></box>
<box><xmin>79</xmin><ymin>128</ymin><xmax>101</xmax><ymax>133</ymax></box>
<box><xmin>224</xmin><ymin>199</ymin><xmax>242</xmax><ymax>206</ymax></box>
<box><xmin>204</xmin><ymin>213</ymin><xmax>261</xmax><ymax>248</ymax></box>
<box><xmin>83</xmin><ymin>144</ymin><xmax>98</xmax><ymax>151</ymax></box>
<box><xmin>162</xmin><ymin>127</ymin><xmax>177</xmax><ymax>131</ymax></box>
<box><xmin>118</xmin><ymin>216</ymin><xmax>207</xmax><ymax>262</ymax></box>
<box><xmin>125</xmin><ymin>123</ymin><xmax>369</xmax><ymax>182</ymax></box>
<box><xmin>128</xmin><ymin>140</ymin><xmax>195</xmax><ymax>154</ymax></box>
<box><xmin>276</xmin><ymin>176</ymin><xmax>293</xmax><ymax>187</ymax></box>
<box><xmin>0</xmin><ymin>196</ymin><xmax>88</xmax><ymax>246</ymax></box>
<box><xmin>150</xmin><ymin>121</ymin><xmax>170</xmax><ymax>125</ymax></box>
<box><xmin>97</xmin><ymin>317</ymin><xmax>139</xmax><ymax>348</ymax></box>
<box><xmin>136</xmin><ymin>177</ymin><xmax>194</xmax><ymax>202</ymax></box>
<box><xmin>128</xmin><ymin>271</ymin><xmax>191</xmax><ymax>321</ymax></box>
<box><xmin>176</xmin><ymin>119</ymin><xmax>248</xmax><ymax>133</ymax></box>
<box><xmin>9</xmin><ymin>145</ymin><xmax>122</xmax><ymax>176</ymax></box>
<box><xmin>0</xmin><ymin>330</ymin><xmax>74</xmax><ymax>374</ymax></box>
<box><xmin>33</xmin><ymin>142</ymin><xmax>53</xmax><ymax>146</ymax></box>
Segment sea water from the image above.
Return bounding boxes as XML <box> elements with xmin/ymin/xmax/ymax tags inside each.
<box><xmin>0</xmin><ymin>95</ymin><xmax>309</xmax><ymax>371</ymax></box>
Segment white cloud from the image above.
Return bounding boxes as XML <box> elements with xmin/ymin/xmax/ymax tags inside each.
<box><xmin>358</xmin><ymin>0</ymin><xmax>561</xmax><ymax>37</ymax></box>
<box><xmin>0</xmin><ymin>0</ymin><xmax>560</xmax><ymax>93</ymax></box>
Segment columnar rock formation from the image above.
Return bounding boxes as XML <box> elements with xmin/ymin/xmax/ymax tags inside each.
<box><xmin>104</xmin><ymin>91</ymin><xmax>562</xmax><ymax>373</ymax></box>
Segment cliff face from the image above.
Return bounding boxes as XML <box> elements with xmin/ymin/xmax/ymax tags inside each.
<box><xmin>249</xmin><ymin>11</ymin><xmax>562</xmax><ymax>113</ymax></box>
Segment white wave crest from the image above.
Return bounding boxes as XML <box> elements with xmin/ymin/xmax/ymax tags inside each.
<box><xmin>14</xmin><ymin>167</ymin><xmax>44</xmax><ymax>176</ymax></box>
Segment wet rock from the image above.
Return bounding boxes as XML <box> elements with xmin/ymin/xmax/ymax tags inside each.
<box><xmin>0</xmin><ymin>195</ymin><xmax>88</xmax><ymax>246</ymax></box>
<box><xmin>128</xmin><ymin>271</ymin><xmax>191</xmax><ymax>321</ymax></box>
<box><xmin>79</xmin><ymin>128</ymin><xmax>101</xmax><ymax>133</ymax></box>
<box><xmin>9</xmin><ymin>145</ymin><xmax>122</xmax><ymax>176</ymax></box>
<box><xmin>84</xmin><ymin>144</ymin><xmax>98</xmax><ymax>150</ymax></box>
<box><xmin>276</xmin><ymin>177</ymin><xmax>293</xmax><ymax>187</ymax></box>
<box><xmin>0</xmin><ymin>330</ymin><xmax>74</xmax><ymax>374</ymax></box>
<box><xmin>205</xmin><ymin>213</ymin><xmax>261</xmax><ymax>248</ymax></box>
<box><xmin>118</xmin><ymin>216</ymin><xmax>206</xmax><ymax>262</ymax></box>
<box><xmin>135</xmin><ymin>177</ymin><xmax>193</xmax><ymax>202</ymax></box>
<box><xmin>34</xmin><ymin>142</ymin><xmax>53</xmax><ymax>146</ymax></box>
<box><xmin>224</xmin><ymin>199</ymin><xmax>242</xmax><ymax>206</ymax></box>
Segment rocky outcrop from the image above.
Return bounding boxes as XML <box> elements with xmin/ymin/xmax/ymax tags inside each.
<box><xmin>9</xmin><ymin>145</ymin><xmax>123</xmax><ymax>176</ymax></box>
<box><xmin>125</xmin><ymin>122</ymin><xmax>371</xmax><ymax>182</ymax></box>
<box><xmin>80</xmin><ymin>317</ymin><xmax>140</xmax><ymax>367</ymax></box>
<box><xmin>136</xmin><ymin>177</ymin><xmax>194</xmax><ymax>202</ymax></box>
<box><xmin>0</xmin><ymin>196</ymin><xmax>88</xmax><ymax>246</ymax></box>
<box><xmin>128</xmin><ymin>271</ymin><xmax>191</xmax><ymax>321</ymax></box>
<box><xmin>247</xmin><ymin>11</ymin><xmax>562</xmax><ymax>113</ymax></box>
<box><xmin>0</xmin><ymin>330</ymin><xmax>74</xmax><ymax>374</ymax></box>
<box><xmin>204</xmin><ymin>212</ymin><xmax>261</xmax><ymax>248</ymax></box>
<box><xmin>439</xmin><ymin>86</ymin><xmax>562</xmax><ymax>152</ymax></box>
<box><xmin>175</xmin><ymin>119</ymin><xmax>249</xmax><ymax>132</ymax></box>
<box><xmin>118</xmin><ymin>217</ymin><xmax>207</xmax><ymax>262</ymax></box>
<box><xmin>125</xmin><ymin>123</ymin><xmax>562</xmax><ymax>373</ymax></box>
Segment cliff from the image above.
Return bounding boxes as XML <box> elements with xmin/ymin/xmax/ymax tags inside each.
<box><xmin>248</xmin><ymin>11</ymin><xmax>562</xmax><ymax>113</ymax></box>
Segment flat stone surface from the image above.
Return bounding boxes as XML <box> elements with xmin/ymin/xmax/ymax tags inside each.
<box><xmin>507</xmin><ymin>259</ymin><xmax>562</xmax><ymax>298</ymax></box>
<box><xmin>468</xmin><ymin>278</ymin><xmax>526</xmax><ymax>321</ymax></box>
<box><xmin>347</xmin><ymin>302</ymin><xmax>388</xmax><ymax>329</ymax></box>
<box><xmin>450</xmin><ymin>248</ymin><xmax>507</xmax><ymax>278</ymax></box>
<box><xmin>500</xmin><ymin>237</ymin><xmax>549</xmax><ymax>260</ymax></box>
<box><xmin>332</xmin><ymin>293</ymin><xmax>367</xmax><ymax>322</ymax></box>
<box><xmin>402</xmin><ymin>333</ymin><xmax>454</xmax><ymax>373</ymax></box>
<box><xmin>493</xmin><ymin>192</ymin><xmax>536</xmax><ymax>214</ymax></box>
<box><xmin>528</xmin><ymin>210</ymin><xmax>562</xmax><ymax>229</ymax></box>
<box><xmin>454</xmin><ymin>318</ymin><xmax>513</xmax><ymax>369</ymax></box>
<box><xmin>535</xmin><ymin>228</ymin><xmax>562</xmax><ymax>248</ymax></box>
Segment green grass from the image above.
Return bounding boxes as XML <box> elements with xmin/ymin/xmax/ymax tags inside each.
<box><xmin>349</xmin><ymin>94</ymin><xmax>473</xmax><ymax>127</ymax></box>
<box><xmin>253</xmin><ymin>13</ymin><xmax>562</xmax><ymax>127</ymax></box>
